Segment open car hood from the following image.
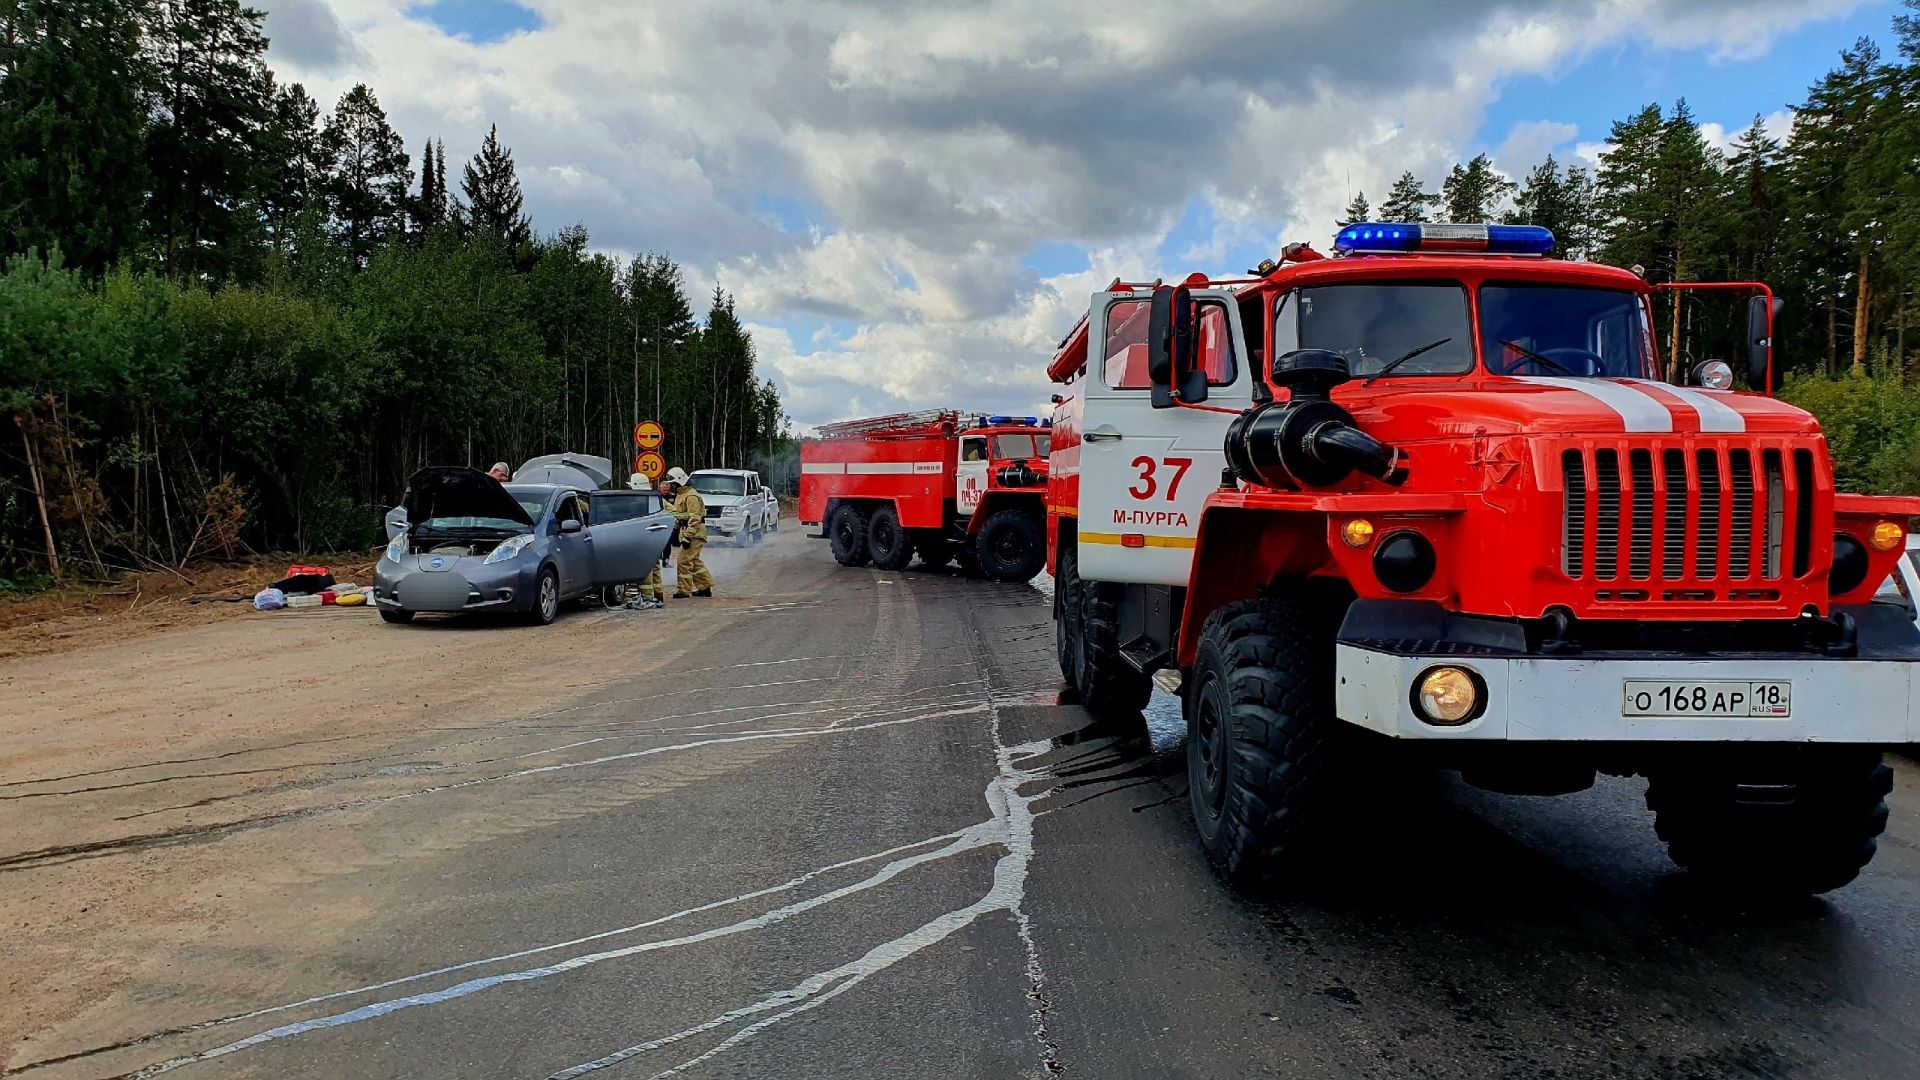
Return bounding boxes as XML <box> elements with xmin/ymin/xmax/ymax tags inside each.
<box><xmin>515</xmin><ymin>453</ymin><xmax>613</xmax><ymax>489</ymax></box>
<box><xmin>403</xmin><ymin>466</ymin><xmax>535</xmax><ymax>528</ymax></box>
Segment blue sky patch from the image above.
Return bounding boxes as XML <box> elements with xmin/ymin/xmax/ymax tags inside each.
<box><xmin>409</xmin><ymin>1</ymin><xmax>543</xmax><ymax>45</ymax></box>
<box><xmin>1473</xmin><ymin>3</ymin><xmax>1890</xmax><ymax>167</ymax></box>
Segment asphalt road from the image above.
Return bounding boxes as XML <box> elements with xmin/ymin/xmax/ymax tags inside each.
<box><xmin>4</xmin><ymin>526</ymin><xmax>1920</xmax><ymax>1079</ymax></box>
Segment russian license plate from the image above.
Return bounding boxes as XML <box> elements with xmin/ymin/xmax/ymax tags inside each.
<box><xmin>1622</xmin><ymin>680</ymin><xmax>1791</xmax><ymax>718</ymax></box>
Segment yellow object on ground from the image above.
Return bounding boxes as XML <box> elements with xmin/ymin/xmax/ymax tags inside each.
<box><xmin>335</xmin><ymin>591</ymin><xmax>367</xmax><ymax>607</ymax></box>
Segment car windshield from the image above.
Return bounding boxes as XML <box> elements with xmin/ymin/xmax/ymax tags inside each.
<box><xmin>691</xmin><ymin>473</ymin><xmax>746</xmax><ymax>496</ymax></box>
<box><xmin>1479</xmin><ymin>283</ymin><xmax>1654</xmax><ymax>378</ymax></box>
<box><xmin>1279</xmin><ymin>282</ymin><xmax>1474</xmax><ymax>379</ymax></box>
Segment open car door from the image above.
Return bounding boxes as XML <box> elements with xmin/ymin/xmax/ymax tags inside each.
<box><xmin>586</xmin><ymin>490</ymin><xmax>674</xmax><ymax>586</ymax></box>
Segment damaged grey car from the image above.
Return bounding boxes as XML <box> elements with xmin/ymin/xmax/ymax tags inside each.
<box><xmin>374</xmin><ymin>466</ymin><xmax>675</xmax><ymax>625</ymax></box>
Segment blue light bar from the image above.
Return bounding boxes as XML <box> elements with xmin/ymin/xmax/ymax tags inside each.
<box><xmin>980</xmin><ymin>415</ymin><xmax>1039</xmax><ymax>427</ymax></box>
<box><xmin>1332</xmin><ymin>222</ymin><xmax>1554</xmax><ymax>257</ymax></box>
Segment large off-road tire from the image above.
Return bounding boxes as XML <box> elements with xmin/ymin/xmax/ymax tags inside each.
<box><xmin>974</xmin><ymin>508</ymin><xmax>1045</xmax><ymax>582</ymax></box>
<box><xmin>1645</xmin><ymin>748</ymin><xmax>1893</xmax><ymax>896</ymax></box>
<box><xmin>1076</xmin><ymin>573</ymin><xmax>1153</xmax><ymax>716</ymax></box>
<box><xmin>867</xmin><ymin>504</ymin><xmax>915</xmax><ymax>570</ymax></box>
<box><xmin>526</xmin><ymin>566</ymin><xmax>561</xmax><ymax>626</ymax></box>
<box><xmin>1186</xmin><ymin>596</ymin><xmax>1354</xmax><ymax>885</ymax></box>
<box><xmin>1054</xmin><ymin>544</ymin><xmax>1082</xmax><ymax>683</ymax></box>
<box><xmin>379</xmin><ymin>607</ymin><xmax>415</xmax><ymax>624</ymax></box>
<box><xmin>829</xmin><ymin>505</ymin><xmax>871</xmax><ymax>566</ymax></box>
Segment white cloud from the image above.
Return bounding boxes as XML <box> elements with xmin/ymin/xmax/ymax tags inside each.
<box><xmin>256</xmin><ymin>0</ymin><xmax>1857</xmax><ymax>428</ymax></box>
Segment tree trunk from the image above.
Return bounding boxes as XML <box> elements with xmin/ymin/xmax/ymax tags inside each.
<box><xmin>1852</xmin><ymin>252</ymin><xmax>1870</xmax><ymax>377</ymax></box>
<box><xmin>1827</xmin><ymin>296</ymin><xmax>1838</xmax><ymax>376</ymax></box>
<box><xmin>19</xmin><ymin>418</ymin><xmax>62</xmax><ymax>584</ymax></box>
<box><xmin>1667</xmin><ymin>287</ymin><xmax>1683</xmax><ymax>383</ymax></box>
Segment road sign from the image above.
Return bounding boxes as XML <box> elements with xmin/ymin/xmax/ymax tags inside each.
<box><xmin>634</xmin><ymin>421</ymin><xmax>664</xmax><ymax>450</ymax></box>
<box><xmin>635</xmin><ymin>451</ymin><xmax>666</xmax><ymax>481</ymax></box>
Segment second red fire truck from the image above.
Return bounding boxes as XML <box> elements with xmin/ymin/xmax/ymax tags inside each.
<box><xmin>800</xmin><ymin>410</ymin><xmax>1051</xmax><ymax>581</ymax></box>
<box><xmin>1046</xmin><ymin>221</ymin><xmax>1920</xmax><ymax>896</ymax></box>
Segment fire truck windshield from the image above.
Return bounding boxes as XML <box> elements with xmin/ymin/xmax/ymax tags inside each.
<box><xmin>991</xmin><ymin>433</ymin><xmax>1048</xmax><ymax>459</ymax></box>
<box><xmin>1279</xmin><ymin>282</ymin><xmax>1474</xmax><ymax>379</ymax></box>
<box><xmin>1478</xmin><ymin>282</ymin><xmax>1654</xmax><ymax>378</ymax></box>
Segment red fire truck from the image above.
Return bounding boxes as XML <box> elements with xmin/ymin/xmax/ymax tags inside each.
<box><xmin>1046</xmin><ymin>221</ymin><xmax>1920</xmax><ymax>896</ymax></box>
<box><xmin>800</xmin><ymin>410</ymin><xmax>1051</xmax><ymax>580</ymax></box>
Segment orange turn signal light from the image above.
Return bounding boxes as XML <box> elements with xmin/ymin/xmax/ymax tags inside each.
<box><xmin>1870</xmin><ymin>520</ymin><xmax>1904</xmax><ymax>552</ymax></box>
<box><xmin>1341</xmin><ymin>519</ymin><xmax>1376</xmax><ymax>548</ymax></box>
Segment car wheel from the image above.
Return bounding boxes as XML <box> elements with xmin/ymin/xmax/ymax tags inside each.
<box><xmin>380</xmin><ymin>608</ymin><xmax>415</xmax><ymax>624</ymax></box>
<box><xmin>527</xmin><ymin>567</ymin><xmax>560</xmax><ymax>625</ymax></box>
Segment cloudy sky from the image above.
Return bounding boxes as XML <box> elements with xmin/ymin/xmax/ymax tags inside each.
<box><xmin>260</xmin><ymin>0</ymin><xmax>1894</xmax><ymax>429</ymax></box>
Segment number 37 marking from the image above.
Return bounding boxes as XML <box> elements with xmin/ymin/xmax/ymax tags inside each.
<box><xmin>1129</xmin><ymin>456</ymin><xmax>1193</xmax><ymax>501</ymax></box>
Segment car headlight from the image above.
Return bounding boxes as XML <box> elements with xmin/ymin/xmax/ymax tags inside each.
<box><xmin>384</xmin><ymin>534</ymin><xmax>408</xmax><ymax>564</ymax></box>
<box><xmin>483</xmin><ymin>534</ymin><xmax>537</xmax><ymax>565</ymax></box>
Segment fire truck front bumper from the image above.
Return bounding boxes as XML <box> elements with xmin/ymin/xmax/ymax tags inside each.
<box><xmin>1333</xmin><ymin>600</ymin><xmax>1920</xmax><ymax>743</ymax></box>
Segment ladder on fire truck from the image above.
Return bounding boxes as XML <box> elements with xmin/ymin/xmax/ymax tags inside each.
<box><xmin>814</xmin><ymin>410</ymin><xmax>964</xmax><ymax>439</ymax></box>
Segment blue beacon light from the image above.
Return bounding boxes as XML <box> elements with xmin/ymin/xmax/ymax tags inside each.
<box><xmin>1333</xmin><ymin>222</ymin><xmax>1554</xmax><ymax>256</ymax></box>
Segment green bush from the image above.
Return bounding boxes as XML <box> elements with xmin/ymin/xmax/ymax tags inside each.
<box><xmin>1780</xmin><ymin>366</ymin><xmax>1920</xmax><ymax>495</ymax></box>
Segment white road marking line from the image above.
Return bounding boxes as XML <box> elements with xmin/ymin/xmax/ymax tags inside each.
<box><xmin>548</xmin><ymin>735</ymin><xmax>1054</xmax><ymax>1079</ymax></box>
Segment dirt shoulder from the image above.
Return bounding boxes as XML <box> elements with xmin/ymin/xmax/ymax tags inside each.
<box><xmin>0</xmin><ymin>553</ymin><xmax>378</xmax><ymax>661</ymax></box>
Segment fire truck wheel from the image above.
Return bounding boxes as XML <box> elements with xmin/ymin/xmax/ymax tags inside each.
<box><xmin>1186</xmin><ymin>597</ymin><xmax>1353</xmax><ymax>885</ymax></box>
<box><xmin>829</xmin><ymin>506</ymin><xmax>872</xmax><ymax>566</ymax></box>
<box><xmin>867</xmin><ymin>506</ymin><xmax>915</xmax><ymax>570</ymax></box>
<box><xmin>975</xmin><ymin>509</ymin><xmax>1045</xmax><ymax>582</ymax></box>
<box><xmin>1054</xmin><ymin>545</ymin><xmax>1081</xmax><ymax>682</ymax></box>
<box><xmin>1076</xmin><ymin>576</ymin><xmax>1151</xmax><ymax>714</ymax></box>
<box><xmin>1645</xmin><ymin>748</ymin><xmax>1893</xmax><ymax>896</ymax></box>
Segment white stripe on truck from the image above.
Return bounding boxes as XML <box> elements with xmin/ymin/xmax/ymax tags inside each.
<box><xmin>801</xmin><ymin>462</ymin><xmax>845</xmax><ymax>474</ymax></box>
<box><xmin>845</xmin><ymin>461</ymin><xmax>944</xmax><ymax>475</ymax></box>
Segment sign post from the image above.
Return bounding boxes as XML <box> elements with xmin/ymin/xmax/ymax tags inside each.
<box><xmin>633</xmin><ymin>421</ymin><xmax>667</xmax><ymax>483</ymax></box>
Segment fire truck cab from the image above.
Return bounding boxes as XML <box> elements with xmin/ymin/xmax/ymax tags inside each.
<box><xmin>800</xmin><ymin>410</ymin><xmax>1051</xmax><ymax>580</ymax></box>
<box><xmin>1047</xmin><ymin>222</ymin><xmax>1920</xmax><ymax>896</ymax></box>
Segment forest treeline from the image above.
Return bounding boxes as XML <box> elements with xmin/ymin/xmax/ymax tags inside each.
<box><xmin>0</xmin><ymin>0</ymin><xmax>785</xmax><ymax>587</ymax></box>
<box><xmin>1338</xmin><ymin>3</ymin><xmax>1920</xmax><ymax>496</ymax></box>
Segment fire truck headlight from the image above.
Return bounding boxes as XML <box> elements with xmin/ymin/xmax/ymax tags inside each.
<box><xmin>1869</xmin><ymin>520</ymin><xmax>1904</xmax><ymax>552</ymax></box>
<box><xmin>1829</xmin><ymin>533</ymin><xmax>1870</xmax><ymax>595</ymax></box>
<box><xmin>1692</xmin><ymin>360</ymin><xmax>1734</xmax><ymax>389</ymax></box>
<box><xmin>1414</xmin><ymin>667</ymin><xmax>1481</xmax><ymax>726</ymax></box>
<box><xmin>1373</xmin><ymin>531</ymin><xmax>1435</xmax><ymax>593</ymax></box>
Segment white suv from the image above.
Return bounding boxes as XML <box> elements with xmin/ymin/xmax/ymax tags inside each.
<box><xmin>690</xmin><ymin>469</ymin><xmax>779</xmax><ymax>544</ymax></box>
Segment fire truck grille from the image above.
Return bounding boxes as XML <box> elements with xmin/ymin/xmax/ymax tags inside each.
<box><xmin>1560</xmin><ymin>444</ymin><xmax>1816</xmax><ymax>591</ymax></box>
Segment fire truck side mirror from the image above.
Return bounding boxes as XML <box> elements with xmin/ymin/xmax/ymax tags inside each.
<box><xmin>1747</xmin><ymin>295</ymin><xmax>1782</xmax><ymax>394</ymax></box>
<box><xmin>1146</xmin><ymin>285</ymin><xmax>1204</xmax><ymax>408</ymax></box>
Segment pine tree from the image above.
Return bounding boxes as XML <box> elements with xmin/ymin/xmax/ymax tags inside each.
<box><xmin>415</xmin><ymin>139</ymin><xmax>444</xmax><ymax>230</ymax></box>
<box><xmin>1441</xmin><ymin>153</ymin><xmax>1516</xmax><ymax>222</ymax></box>
<box><xmin>1505</xmin><ymin>155</ymin><xmax>1593</xmax><ymax>259</ymax></box>
<box><xmin>1379</xmin><ymin>171</ymin><xmax>1436</xmax><ymax>223</ymax></box>
<box><xmin>462</xmin><ymin>124</ymin><xmax>531</xmax><ymax>249</ymax></box>
<box><xmin>322</xmin><ymin>83</ymin><xmax>411</xmax><ymax>266</ymax></box>
<box><xmin>1595</xmin><ymin>103</ymin><xmax>1668</xmax><ymax>273</ymax></box>
<box><xmin>143</xmin><ymin>0</ymin><xmax>277</xmax><ymax>279</ymax></box>
<box><xmin>1336</xmin><ymin>191</ymin><xmax>1371</xmax><ymax>228</ymax></box>
<box><xmin>0</xmin><ymin>0</ymin><xmax>154</xmax><ymax>273</ymax></box>
<box><xmin>1724</xmin><ymin>116</ymin><xmax>1781</xmax><ymax>280</ymax></box>
<box><xmin>258</xmin><ymin>78</ymin><xmax>329</xmax><ymax>252</ymax></box>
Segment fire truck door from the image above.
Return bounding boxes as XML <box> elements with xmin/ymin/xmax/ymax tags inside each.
<box><xmin>1077</xmin><ymin>289</ymin><xmax>1252</xmax><ymax>585</ymax></box>
<box><xmin>957</xmin><ymin>435</ymin><xmax>988</xmax><ymax>516</ymax></box>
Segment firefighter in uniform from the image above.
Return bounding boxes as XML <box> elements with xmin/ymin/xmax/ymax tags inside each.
<box><xmin>625</xmin><ymin>473</ymin><xmax>666</xmax><ymax>609</ymax></box>
<box><xmin>661</xmin><ymin>467</ymin><xmax>714</xmax><ymax>597</ymax></box>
